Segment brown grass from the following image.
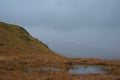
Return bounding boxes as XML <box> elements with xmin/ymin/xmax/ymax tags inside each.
<box><xmin>0</xmin><ymin>56</ymin><xmax>72</xmax><ymax>80</ymax></box>
<box><xmin>0</xmin><ymin>56</ymin><xmax>120</xmax><ymax>80</ymax></box>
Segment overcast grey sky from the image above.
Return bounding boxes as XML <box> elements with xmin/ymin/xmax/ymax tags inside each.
<box><xmin>0</xmin><ymin>0</ymin><xmax>120</xmax><ymax>59</ymax></box>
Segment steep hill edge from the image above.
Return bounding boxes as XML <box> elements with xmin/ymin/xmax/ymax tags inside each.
<box><xmin>0</xmin><ymin>22</ymin><xmax>63</xmax><ymax>58</ymax></box>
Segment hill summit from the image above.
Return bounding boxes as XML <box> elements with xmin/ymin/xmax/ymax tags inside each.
<box><xmin>0</xmin><ymin>22</ymin><xmax>61</xmax><ymax>58</ymax></box>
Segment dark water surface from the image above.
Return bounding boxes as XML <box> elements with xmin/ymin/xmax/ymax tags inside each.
<box><xmin>28</xmin><ymin>65</ymin><xmax>107</xmax><ymax>74</ymax></box>
<box><xmin>28</xmin><ymin>67</ymin><xmax>61</xmax><ymax>73</ymax></box>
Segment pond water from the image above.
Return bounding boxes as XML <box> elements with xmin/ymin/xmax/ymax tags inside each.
<box><xmin>28</xmin><ymin>67</ymin><xmax>61</xmax><ymax>73</ymax></box>
<box><xmin>28</xmin><ymin>65</ymin><xmax>107</xmax><ymax>74</ymax></box>
<box><xmin>68</xmin><ymin>65</ymin><xmax>107</xmax><ymax>74</ymax></box>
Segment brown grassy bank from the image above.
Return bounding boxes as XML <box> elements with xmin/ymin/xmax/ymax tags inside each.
<box><xmin>0</xmin><ymin>56</ymin><xmax>120</xmax><ymax>80</ymax></box>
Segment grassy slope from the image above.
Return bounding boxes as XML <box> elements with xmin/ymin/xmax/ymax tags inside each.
<box><xmin>0</xmin><ymin>22</ymin><xmax>62</xmax><ymax>58</ymax></box>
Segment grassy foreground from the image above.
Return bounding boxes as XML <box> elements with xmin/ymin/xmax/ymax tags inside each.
<box><xmin>0</xmin><ymin>56</ymin><xmax>120</xmax><ymax>80</ymax></box>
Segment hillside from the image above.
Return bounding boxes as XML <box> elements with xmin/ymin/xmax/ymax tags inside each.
<box><xmin>0</xmin><ymin>22</ymin><xmax>62</xmax><ymax>58</ymax></box>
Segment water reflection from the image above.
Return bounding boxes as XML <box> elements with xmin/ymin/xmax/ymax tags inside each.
<box><xmin>27</xmin><ymin>65</ymin><xmax>107</xmax><ymax>74</ymax></box>
<box><xmin>28</xmin><ymin>67</ymin><xmax>61</xmax><ymax>73</ymax></box>
<box><xmin>69</xmin><ymin>65</ymin><xmax>107</xmax><ymax>74</ymax></box>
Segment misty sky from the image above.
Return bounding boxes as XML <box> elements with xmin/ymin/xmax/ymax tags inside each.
<box><xmin>0</xmin><ymin>0</ymin><xmax>120</xmax><ymax>59</ymax></box>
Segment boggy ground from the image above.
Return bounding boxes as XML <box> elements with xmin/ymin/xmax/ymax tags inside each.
<box><xmin>66</xmin><ymin>58</ymin><xmax>120</xmax><ymax>80</ymax></box>
<box><xmin>0</xmin><ymin>55</ymin><xmax>120</xmax><ymax>80</ymax></box>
